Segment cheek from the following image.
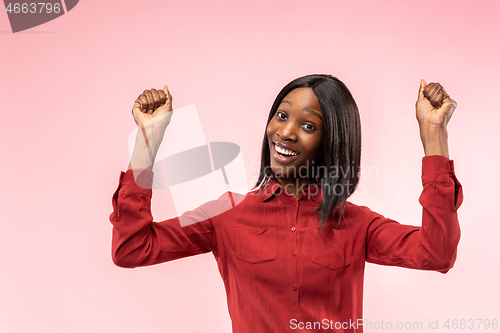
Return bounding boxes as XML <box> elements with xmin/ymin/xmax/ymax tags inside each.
<box><xmin>266</xmin><ymin>121</ymin><xmax>275</xmax><ymax>137</ymax></box>
<box><xmin>308</xmin><ymin>135</ymin><xmax>324</xmax><ymax>157</ymax></box>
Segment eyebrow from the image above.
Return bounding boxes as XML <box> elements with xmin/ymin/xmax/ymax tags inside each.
<box><xmin>280</xmin><ymin>100</ymin><xmax>323</xmax><ymax>121</ymax></box>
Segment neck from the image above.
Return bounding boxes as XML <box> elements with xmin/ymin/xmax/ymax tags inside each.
<box><xmin>275</xmin><ymin>176</ymin><xmax>316</xmax><ymax>200</ymax></box>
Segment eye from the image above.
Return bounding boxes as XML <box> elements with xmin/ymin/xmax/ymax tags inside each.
<box><xmin>276</xmin><ymin>111</ymin><xmax>287</xmax><ymax>120</ymax></box>
<box><xmin>302</xmin><ymin>123</ymin><xmax>315</xmax><ymax>131</ymax></box>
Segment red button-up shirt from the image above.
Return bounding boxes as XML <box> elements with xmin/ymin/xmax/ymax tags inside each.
<box><xmin>110</xmin><ymin>155</ymin><xmax>462</xmax><ymax>332</ymax></box>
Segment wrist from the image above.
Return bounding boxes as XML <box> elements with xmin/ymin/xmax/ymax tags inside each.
<box><xmin>127</xmin><ymin>127</ymin><xmax>164</xmax><ymax>171</ymax></box>
<box><xmin>136</xmin><ymin>118</ymin><xmax>167</xmax><ymax>152</ymax></box>
<box><xmin>419</xmin><ymin>125</ymin><xmax>449</xmax><ymax>158</ymax></box>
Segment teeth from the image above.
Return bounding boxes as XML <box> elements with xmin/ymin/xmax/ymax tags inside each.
<box><xmin>275</xmin><ymin>144</ymin><xmax>298</xmax><ymax>156</ymax></box>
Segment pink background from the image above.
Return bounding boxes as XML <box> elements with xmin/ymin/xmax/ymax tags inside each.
<box><xmin>1</xmin><ymin>1</ymin><xmax>499</xmax><ymax>332</ymax></box>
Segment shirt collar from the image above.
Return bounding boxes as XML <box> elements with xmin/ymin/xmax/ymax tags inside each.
<box><xmin>254</xmin><ymin>177</ymin><xmax>323</xmax><ymax>203</ymax></box>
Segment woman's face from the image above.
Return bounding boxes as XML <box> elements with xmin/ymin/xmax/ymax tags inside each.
<box><xmin>266</xmin><ymin>87</ymin><xmax>324</xmax><ymax>184</ymax></box>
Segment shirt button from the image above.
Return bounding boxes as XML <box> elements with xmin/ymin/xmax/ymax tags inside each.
<box><xmin>292</xmin><ymin>284</ymin><xmax>298</xmax><ymax>291</ymax></box>
<box><xmin>292</xmin><ymin>251</ymin><xmax>297</xmax><ymax>257</ymax></box>
<box><xmin>293</xmin><ymin>201</ymin><xmax>298</xmax><ymax>206</ymax></box>
<box><xmin>291</xmin><ymin>227</ymin><xmax>296</xmax><ymax>232</ymax></box>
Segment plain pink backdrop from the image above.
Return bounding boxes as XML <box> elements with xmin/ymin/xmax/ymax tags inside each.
<box><xmin>1</xmin><ymin>1</ymin><xmax>499</xmax><ymax>332</ymax></box>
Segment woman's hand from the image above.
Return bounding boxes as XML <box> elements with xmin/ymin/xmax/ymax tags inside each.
<box><xmin>416</xmin><ymin>80</ymin><xmax>457</xmax><ymax>128</ymax></box>
<box><xmin>415</xmin><ymin>80</ymin><xmax>457</xmax><ymax>158</ymax></box>
<box><xmin>132</xmin><ymin>85</ymin><xmax>173</xmax><ymax>129</ymax></box>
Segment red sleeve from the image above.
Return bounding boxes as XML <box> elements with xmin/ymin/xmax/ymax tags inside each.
<box><xmin>109</xmin><ymin>169</ymin><xmax>216</xmax><ymax>268</ymax></box>
<box><xmin>366</xmin><ymin>155</ymin><xmax>463</xmax><ymax>273</ymax></box>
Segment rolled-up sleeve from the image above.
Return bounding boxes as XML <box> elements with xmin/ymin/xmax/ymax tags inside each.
<box><xmin>109</xmin><ymin>169</ymin><xmax>216</xmax><ymax>268</ymax></box>
<box><xmin>366</xmin><ymin>155</ymin><xmax>463</xmax><ymax>273</ymax></box>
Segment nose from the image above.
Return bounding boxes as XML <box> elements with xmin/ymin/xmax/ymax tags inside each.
<box><xmin>276</xmin><ymin>121</ymin><xmax>297</xmax><ymax>141</ymax></box>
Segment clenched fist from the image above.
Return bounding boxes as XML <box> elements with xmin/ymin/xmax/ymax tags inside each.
<box><xmin>131</xmin><ymin>85</ymin><xmax>173</xmax><ymax>129</ymax></box>
<box><xmin>416</xmin><ymin>79</ymin><xmax>457</xmax><ymax>129</ymax></box>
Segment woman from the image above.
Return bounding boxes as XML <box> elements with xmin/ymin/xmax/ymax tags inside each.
<box><xmin>110</xmin><ymin>75</ymin><xmax>462</xmax><ymax>332</ymax></box>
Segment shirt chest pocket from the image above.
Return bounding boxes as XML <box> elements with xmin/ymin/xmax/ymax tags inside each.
<box><xmin>309</xmin><ymin>228</ymin><xmax>352</xmax><ymax>270</ymax></box>
<box><xmin>235</xmin><ymin>225</ymin><xmax>277</xmax><ymax>264</ymax></box>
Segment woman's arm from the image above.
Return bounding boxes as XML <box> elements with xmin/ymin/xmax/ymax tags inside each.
<box><xmin>111</xmin><ymin>86</ymin><xmax>216</xmax><ymax>268</ymax></box>
<box><xmin>365</xmin><ymin>80</ymin><xmax>462</xmax><ymax>273</ymax></box>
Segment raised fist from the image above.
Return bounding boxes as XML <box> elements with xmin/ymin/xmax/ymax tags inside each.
<box><xmin>131</xmin><ymin>85</ymin><xmax>173</xmax><ymax>128</ymax></box>
<box><xmin>423</xmin><ymin>82</ymin><xmax>448</xmax><ymax>108</ymax></box>
<box><xmin>416</xmin><ymin>79</ymin><xmax>457</xmax><ymax>128</ymax></box>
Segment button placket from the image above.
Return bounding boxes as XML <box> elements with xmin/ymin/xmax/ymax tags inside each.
<box><xmin>289</xmin><ymin>195</ymin><xmax>300</xmax><ymax>316</ymax></box>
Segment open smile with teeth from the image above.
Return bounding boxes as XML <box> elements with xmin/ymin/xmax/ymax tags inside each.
<box><xmin>275</xmin><ymin>144</ymin><xmax>298</xmax><ymax>156</ymax></box>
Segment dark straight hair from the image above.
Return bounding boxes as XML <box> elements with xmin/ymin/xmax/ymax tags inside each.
<box><xmin>254</xmin><ymin>74</ymin><xmax>361</xmax><ymax>228</ymax></box>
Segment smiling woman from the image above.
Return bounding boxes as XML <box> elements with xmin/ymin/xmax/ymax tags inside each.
<box><xmin>110</xmin><ymin>74</ymin><xmax>462</xmax><ymax>333</ymax></box>
<box><xmin>257</xmin><ymin>75</ymin><xmax>361</xmax><ymax>227</ymax></box>
<box><xmin>267</xmin><ymin>88</ymin><xmax>325</xmax><ymax>192</ymax></box>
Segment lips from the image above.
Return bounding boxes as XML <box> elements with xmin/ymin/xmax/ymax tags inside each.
<box><xmin>275</xmin><ymin>144</ymin><xmax>298</xmax><ymax>156</ymax></box>
<box><xmin>272</xmin><ymin>141</ymin><xmax>300</xmax><ymax>164</ymax></box>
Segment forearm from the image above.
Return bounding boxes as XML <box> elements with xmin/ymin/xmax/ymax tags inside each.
<box><xmin>366</xmin><ymin>156</ymin><xmax>462</xmax><ymax>273</ymax></box>
<box><xmin>110</xmin><ymin>169</ymin><xmax>215</xmax><ymax>268</ymax></box>
<box><xmin>127</xmin><ymin>117</ymin><xmax>168</xmax><ymax>171</ymax></box>
<box><xmin>110</xmin><ymin>171</ymin><xmax>156</xmax><ymax>268</ymax></box>
<box><xmin>419</xmin><ymin>124</ymin><xmax>449</xmax><ymax>158</ymax></box>
<box><xmin>417</xmin><ymin>155</ymin><xmax>462</xmax><ymax>272</ymax></box>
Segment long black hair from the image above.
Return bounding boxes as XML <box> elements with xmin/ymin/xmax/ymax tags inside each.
<box><xmin>254</xmin><ymin>74</ymin><xmax>361</xmax><ymax>228</ymax></box>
